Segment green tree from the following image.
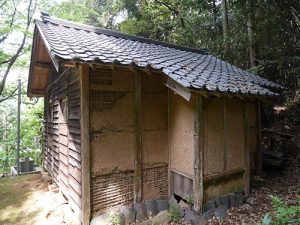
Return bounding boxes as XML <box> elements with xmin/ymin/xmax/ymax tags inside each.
<box><xmin>0</xmin><ymin>0</ymin><xmax>36</xmax><ymax>102</ymax></box>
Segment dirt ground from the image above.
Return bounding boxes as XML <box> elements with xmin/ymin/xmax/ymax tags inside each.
<box><xmin>0</xmin><ymin>174</ymin><xmax>79</xmax><ymax>225</ymax></box>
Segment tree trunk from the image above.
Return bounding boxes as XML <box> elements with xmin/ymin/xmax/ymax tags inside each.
<box><xmin>212</xmin><ymin>0</ymin><xmax>217</xmax><ymax>29</ymax></box>
<box><xmin>222</xmin><ymin>0</ymin><xmax>229</xmax><ymax>56</ymax></box>
<box><xmin>247</xmin><ymin>0</ymin><xmax>257</xmax><ymax>67</ymax></box>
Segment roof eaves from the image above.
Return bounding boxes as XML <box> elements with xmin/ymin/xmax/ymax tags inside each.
<box><xmin>35</xmin><ymin>21</ymin><xmax>60</xmax><ymax>71</ymax></box>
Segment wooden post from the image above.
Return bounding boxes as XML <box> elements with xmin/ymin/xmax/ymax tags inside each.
<box><xmin>168</xmin><ymin>89</ymin><xmax>173</xmax><ymax>196</ymax></box>
<box><xmin>243</xmin><ymin>101</ymin><xmax>250</xmax><ymax>196</ymax></box>
<box><xmin>16</xmin><ymin>79</ymin><xmax>21</xmax><ymax>175</ymax></box>
<box><xmin>223</xmin><ymin>96</ymin><xmax>227</xmax><ymax>172</ymax></box>
<box><xmin>193</xmin><ymin>94</ymin><xmax>204</xmax><ymax>212</ymax></box>
<box><xmin>80</xmin><ymin>64</ymin><xmax>91</xmax><ymax>225</ymax></box>
<box><xmin>134</xmin><ymin>70</ymin><xmax>142</xmax><ymax>203</ymax></box>
<box><xmin>256</xmin><ymin>100</ymin><xmax>262</xmax><ymax>174</ymax></box>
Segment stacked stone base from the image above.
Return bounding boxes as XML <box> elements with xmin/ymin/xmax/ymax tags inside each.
<box><xmin>90</xmin><ymin>192</ymin><xmax>246</xmax><ymax>225</ymax></box>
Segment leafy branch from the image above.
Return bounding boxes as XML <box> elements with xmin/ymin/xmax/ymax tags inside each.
<box><xmin>0</xmin><ymin>0</ymin><xmax>37</xmax><ymax>98</ymax></box>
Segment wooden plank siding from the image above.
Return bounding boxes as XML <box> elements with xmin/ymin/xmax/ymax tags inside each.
<box><xmin>42</xmin><ymin>67</ymin><xmax>82</xmax><ymax>223</ymax></box>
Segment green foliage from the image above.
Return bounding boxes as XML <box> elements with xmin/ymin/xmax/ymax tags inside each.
<box><xmin>261</xmin><ymin>213</ymin><xmax>272</xmax><ymax>225</ymax></box>
<box><xmin>269</xmin><ymin>195</ymin><xmax>300</xmax><ymax>224</ymax></box>
<box><xmin>108</xmin><ymin>212</ymin><xmax>122</xmax><ymax>225</ymax></box>
<box><xmin>250</xmin><ymin>195</ymin><xmax>300</xmax><ymax>225</ymax></box>
<box><xmin>184</xmin><ymin>195</ymin><xmax>194</xmax><ymax>207</ymax></box>
<box><xmin>43</xmin><ymin>0</ymin><xmax>99</xmax><ymax>24</ymax></box>
<box><xmin>0</xmin><ymin>82</ymin><xmax>43</xmax><ymax>175</ymax></box>
<box><xmin>169</xmin><ymin>204</ymin><xmax>182</xmax><ymax>223</ymax></box>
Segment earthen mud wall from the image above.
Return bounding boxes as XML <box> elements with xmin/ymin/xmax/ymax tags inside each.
<box><xmin>169</xmin><ymin>92</ymin><xmax>195</xmax><ymax>177</ymax></box>
<box><xmin>90</xmin><ymin>69</ymin><xmax>168</xmax><ymax>213</ymax></box>
<box><xmin>203</xmin><ymin>97</ymin><xmax>246</xmax><ymax>200</ymax></box>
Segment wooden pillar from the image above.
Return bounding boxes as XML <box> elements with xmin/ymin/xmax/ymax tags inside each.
<box><xmin>167</xmin><ymin>89</ymin><xmax>173</xmax><ymax>196</ymax></box>
<box><xmin>256</xmin><ymin>100</ymin><xmax>262</xmax><ymax>174</ymax></box>
<box><xmin>80</xmin><ymin>64</ymin><xmax>91</xmax><ymax>225</ymax></box>
<box><xmin>243</xmin><ymin>101</ymin><xmax>250</xmax><ymax>196</ymax></box>
<box><xmin>223</xmin><ymin>96</ymin><xmax>227</xmax><ymax>171</ymax></box>
<box><xmin>134</xmin><ymin>70</ymin><xmax>142</xmax><ymax>203</ymax></box>
<box><xmin>193</xmin><ymin>94</ymin><xmax>204</xmax><ymax>212</ymax></box>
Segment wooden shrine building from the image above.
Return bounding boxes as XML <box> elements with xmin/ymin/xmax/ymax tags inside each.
<box><xmin>27</xmin><ymin>13</ymin><xmax>281</xmax><ymax>225</ymax></box>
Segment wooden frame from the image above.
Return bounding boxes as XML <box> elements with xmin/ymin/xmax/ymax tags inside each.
<box><xmin>133</xmin><ymin>70</ymin><xmax>142</xmax><ymax>203</ymax></box>
<box><xmin>223</xmin><ymin>96</ymin><xmax>228</xmax><ymax>171</ymax></box>
<box><xmin>80</xmin><ymin>64</ymin><xmax>91</xmax><ymax>225</ymax></box>
<box><xmin>193</xmin><ymin>94</ymin><xmax>204</xmax><ymax>211</ymax></box>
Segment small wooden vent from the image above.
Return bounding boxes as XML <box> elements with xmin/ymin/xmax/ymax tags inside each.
<box><xmin>171</xmin><ymin>170</ymin><xmax>193</xmax><ymax>199</ymax></box>
<box><xmin>90</xmin><ymin>68</ymin><xmax>112</xmax><ymax>85</ymax></box>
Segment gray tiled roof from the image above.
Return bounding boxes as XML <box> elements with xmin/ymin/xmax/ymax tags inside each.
<box><xmin>36</xmin><ymin>13</ymin><xmax>282</xmax><ymax>96</ymax></box>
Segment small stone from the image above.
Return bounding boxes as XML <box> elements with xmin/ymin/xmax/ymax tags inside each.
<box><xmin>90</xmin><ymin>212</ymin><xmax>109</xmax><ymax>225</ymax></box>
<box><xmin>134</xmin><ymin>203</ymin><xmax>147</xmax><ymax>222</ymax></box>
<box><xmin>151</xmin><ymin>211</ymin><xmax>171</xmax><ymax>224</ymax></box>
<box><xmin>214</xmin><ymin>205</ymin><xmax>227</xmax><ymax>219</ymax></box>
<box><xmin>191</xmin><ymin>215</ymin><xmax>208</xmax><ymax>225</ymax></box>
<box><xmin>214</xmin><ymin>198</ymin><xmax>222</xmax><ymax>207</ymax></box>
<box><xmin>202</xmin><ymin>210</ymin><xmax>214</xmax><ymax>220</ymax></box>
<box><xmin>140</xmin><ymin>211</ymin><xmax>171</xmax><ymax>225</ymax></box>
<box><xmin>179</xmin><ymin>200</ymin><xmax>190</xmax><ymax>209</ymax></box>
<box><xmin>219</xmin><ymin>195</ymin><xmax>229</xmax><ymax>209</ymax></box>
<box><xmin>228</xmin><ymin>194</ymin><xmax>236</xmax><ymax>208</ymax></box>
<box><xmin>168</xmin><ymin>195</ymin><xmax>178</xmax><ymax>205</ymax></box>
<box><xmin>120</xmin><ymin>206</ymin><xmax>136</xmax><ymax>224</ymax></box>
<box><xmin>184</xmin><ymin>208</ymin><xmax>198</xmax><ymax>223</ymax></box>
<box><xmin>203</xmin><ymin>200</ymin><xmax>215</xmax><ymax>212</ymax></box>
<box><xmin>145</xmin><ymin>200</ymin><xmax>159</xmax><ymax>217</ymax></box>
<box><xmin>48</xmin><ymin>183</ymin><xmax>59</xmax><ymax>193</ymax></box>
<box><xmin>157</xmin><ymin>199</ymin><xmax>169</xmax><ymax>212</ymax></box>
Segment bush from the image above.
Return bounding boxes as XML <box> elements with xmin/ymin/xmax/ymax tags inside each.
<box><xmin>250</xmin><ymin>195</ymin><xmax>300</xmax><ymax>225</ymax></box>
<box><xmin>169</xmin><ymin>204</ymin><xmax>182</xmax><ymax>223</ymax></box>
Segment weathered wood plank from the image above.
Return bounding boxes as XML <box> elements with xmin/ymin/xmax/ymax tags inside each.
<box><xmin>193</xmin><ymin>94</ymin><xmax>204</xmax><ymax>212</ymax></box>
<box><xmin>80</xmin><ymin>64</ymin><xmax>91</xmax><ymax>224</ymax></box>
<box><xmin>69</xmin><ymin>174</ymin><xmax>82</xmax><ymax>195</ymax></box>
<box><xmin>68</xmin><ymin>164</ymin><xmax>82</xmax><ymax>183</ymax></box>
<box><xmin>133</xmin><ymin>71</ymin><xmax>142</xmax><ymax>203</ymax></box>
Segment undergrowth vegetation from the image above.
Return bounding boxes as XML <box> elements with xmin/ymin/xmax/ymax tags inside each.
<box><xmin>251</xmin><ymin>195</ymin><xmax>300</xmax><ymax>225</ymax></box>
